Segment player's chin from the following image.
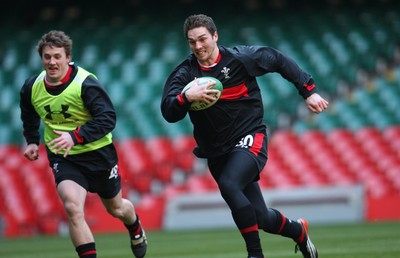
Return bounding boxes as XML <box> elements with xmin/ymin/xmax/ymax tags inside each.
<box><xmin>195</xmin><ymin>53</ymin><xmax>208</xmax><ymax>61</ymax></box>
<box><xmin>46</xmin><ymin>69</ymin><xmax>60</xmax><ymax>79</ymax></box>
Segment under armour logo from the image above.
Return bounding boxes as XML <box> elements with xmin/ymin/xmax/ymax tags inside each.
<box><xmin>44</xmin><ymin>104</ymin><xmax>72</xmax><ymax>120</ymax></box>
<box><xmin>109</xmin><ymin>165</ymin><xmax>119</xmax><ymax>179</ymax></box>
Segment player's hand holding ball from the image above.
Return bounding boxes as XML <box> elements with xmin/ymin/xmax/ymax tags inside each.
<box><xmin>182</xmin><ymin>76</ymin><xmax>223</xmax><ymax>111</ymax></box>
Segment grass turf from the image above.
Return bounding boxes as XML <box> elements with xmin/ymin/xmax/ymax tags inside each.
<box><xmin>1</xmin><ymin>221</ymin><xmax>399</xmax><ymax>258</ymax></box>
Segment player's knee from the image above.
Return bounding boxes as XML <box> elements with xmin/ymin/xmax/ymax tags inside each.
<box><xmin>261</xmin><ymin>208</ymin><xmax>282</xmax><ymax>233</ymax></box>
<box><xmin>64</xmin><ymin>201</ymin><xmax>84</xmax><ymax>219</ymax></box>
<box><xmin>218</xmin><ymin>178</ymin><xmax>238</xmax><ymax>194</ymax></box>
<box><xmin>106</xmin><ymin>206</ymin><xmax>124</xmax><ymax>219</ymax></box>
<box><xmin>254</xmin><ymin>210</ymin><xmax>267</xmax><ymax>229</ymax></box>
<box><xmin>218</xmin><ymin>178</ymin><xmax>242</xmax><ymax>203</ymax></box>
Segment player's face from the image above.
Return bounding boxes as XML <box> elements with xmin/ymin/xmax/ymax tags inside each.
<box><xmin>41</xmin><ymin>46</ymin><xmax>71</xmax><ymax>83</ymax></box>
<box><xmin>187</xmin><ymin>26</ymin><xmax>219</xmax><ymax>66</ymax></box>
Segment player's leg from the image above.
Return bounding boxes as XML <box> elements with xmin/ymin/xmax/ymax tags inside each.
<box><xmin>209</xmin><ymin>151</ymin><xmax>264</xmax><ymax>258</ymax></box>
<box><xmin>99</xmin><ymin>165</ymin><xmax>147</xmax><ymax>258</ymax></box>
<box><xmin>244</xmin><ymin>177</ymin><xmax>318</xmax><ymax>257</ymax></box>
<box><xmin>57</xmin><ymin>179</ymin><xmax>96</xmax><ymax>258</ymax></box>
<box><xmin>52</xmin><ymin>158</ymin><xmax>96</xmax><ymax>258</ymax></box>
<box><xmin>101</xmin><ymin>189</ymin><xmax>136</xmax><ymax>224</ymax></box>
<box><xmin>101</xmin><ymin>190</ymin><xmax>147</xmax><ymax>256</ymax></box>
<box><xmin>244</xmin><ymin>182</ymin><xmax>303</xmax><ymax>237</ymax></box>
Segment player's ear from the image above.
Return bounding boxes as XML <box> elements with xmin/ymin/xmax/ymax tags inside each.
<box><xmin>213</xmin><ymin>31</ymin><xmax>218</xmax><ymax>42</ymax></box>
<box><xmin>66</xmin><ymin>54</ymin><xmax>72</xmax><ymax>63</ymax></box>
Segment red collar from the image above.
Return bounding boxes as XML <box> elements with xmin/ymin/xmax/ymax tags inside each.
<box><xmin>44</xmin><ymin>66</ymin><xmax>72</xmax><ymax>88</ymax></box>
<box><xmin>199</xmin><ymin>52</ymin><xmax>222</xmax><ymax>70</ymax></box>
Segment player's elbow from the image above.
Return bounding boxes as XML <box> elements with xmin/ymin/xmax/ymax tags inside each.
<box><xmin>161</xmin><ymin>106</ymin><xmax>187</xmax><ymax>123</ymax></box>
<box><xmin>162</xmin><ymin>111</ymin><xmax>180</xmax><ymax>123</ymax></box>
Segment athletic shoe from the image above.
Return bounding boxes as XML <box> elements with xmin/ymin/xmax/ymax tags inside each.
<box><xmin>294</xmin><ymin>218</ymin><xmax>318</xmax><ymax>258</ymax></box>
<box><xmin>130</xmin><ymin>222</ymin><xmax>147</xmax><ymax>258</ymax></box>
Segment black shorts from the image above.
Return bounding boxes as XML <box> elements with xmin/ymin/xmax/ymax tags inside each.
<box><xmin>208</xmin><ymin>131</ymin><xmax>268</xmax><ymax>182</ymax></box>
<box><xmin>232</xmin><ymin>131</ymin><xmax>268</xmax><ymax>171</ymax></box>
<box><xmin>50</xmin><ymin>159</ymin><xmax>121</xmax><ymax>199</ymax></box>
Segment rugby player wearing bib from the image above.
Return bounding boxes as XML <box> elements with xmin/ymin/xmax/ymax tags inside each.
<box><xmin>20</xmin><ymin>30</ymin><xmax>147</xmax><ymax>258</ymax></box>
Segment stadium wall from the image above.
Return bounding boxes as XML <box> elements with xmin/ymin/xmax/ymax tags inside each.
<box><xmin>77</xmin><ymin>187</ymin><xmax>400</xmax><ymax>234</ymax></box>
<box><xmin>1</xmin><ymin>182</ymin><xmax>400</xmax><ymax>237</ymax></box>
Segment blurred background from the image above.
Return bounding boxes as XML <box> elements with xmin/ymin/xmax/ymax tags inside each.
<box><xmin>0</xmin><ymin>0</ymin><xmax>399</xmax><ymax>237</ymax></box>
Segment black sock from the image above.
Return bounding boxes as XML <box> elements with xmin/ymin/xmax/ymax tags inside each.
<box><xmin>76</xmin><ymin>242</ymin><xmax>96</xmax><ymax>258</ymax></box>
<box><xmin>232</xmin><ymin>205</ymin><xmax>263</xmax><ymax>257</ymax></box>
<box><xmin>124</xmin><ymin>214</ymin><xmax>143</xmax><ymax>240</ymax></box>
<box><xmin>267</xmin><ymin>208</ymin><xmax>303</xmax><ymax>242</ymax></box>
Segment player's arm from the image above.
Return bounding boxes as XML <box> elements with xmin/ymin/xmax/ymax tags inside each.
<box><xmin>236</xmin><ymin>46</ymin><xmax>317</xmax><ymax>99</ymax></box>
<box><xmin>236</xmin><ymin>46</ymin><xmax>329</xmax><ymax>113</ymax></box>
<box><xmin>161</xmin><ymin>65</ymin><xmax>193</xmax><ymax>123</ymax></box>
<box><xmin>20</xmin><ymin>78</ymin><xmax>41</xmax><ymax>146</ymax></box>
<box><xmin>20</xmin><ymin>78</ymin><xmax>41</xmax><ymax>160</ymax></box>
<box><xmin>69</xmin><ymin>76</ymin><xmax>116</xmax><ymax>145</ymax></box>
<box><xmin>261</xmin><ymin>48</ymin><xmax>329</xmax><ymax>112</ymax></box>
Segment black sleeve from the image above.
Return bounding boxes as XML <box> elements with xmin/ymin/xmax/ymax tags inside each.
<box><xmin>72</xmin><ymin>75</ymin><xmax>117</xmax><ymax>144</ymax></box>
<box><xmin>160</xmin><ymin>60</ymin><xmax>193</xmax><ymax>123</ymax></box>
<box><xmin>20</xmin><ymin>77</ymin><xmax>41</xmax><ymax>145</ymax></box>
<box><xmin>234</xmin><ymin>46</ymin><xmax>317</xmax><ymax>99</ymax></box>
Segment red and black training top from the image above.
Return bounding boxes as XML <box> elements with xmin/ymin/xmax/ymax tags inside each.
<box><xmin>161</xmin><ymin>45</ymin><xmax>317</xmax><ymax>158</ymax></box>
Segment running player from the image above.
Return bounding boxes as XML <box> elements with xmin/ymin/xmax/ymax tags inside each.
<box><xmin>20</xmin><ymin>30</ymin><xmax>147</xmax><ymax>258</ymax></box>
<box><xmin>161</xmin><ymin>14</ymin><xmax>328</xmax><ymax>258</ymax></box>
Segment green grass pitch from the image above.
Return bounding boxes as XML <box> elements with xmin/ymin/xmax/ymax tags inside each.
<box><xmin>1</xmin><ymin>221</ymin><xmax>399</xmax><ymax>258</ymax></box>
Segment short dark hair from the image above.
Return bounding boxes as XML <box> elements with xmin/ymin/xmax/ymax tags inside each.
<box><xmin>37</xmin><ymin>30</ymin><xmax>72</xmax><ymax>57</ymax></box>
<box><xmin>183</xmin><ymin>14</ymin><xmax>217</xmax><ymax>39</ymax></box>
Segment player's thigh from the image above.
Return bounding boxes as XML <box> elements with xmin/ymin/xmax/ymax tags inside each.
<box><xmin>57</xmin><ymin>180</ymin><xmax>88</xmax><ymax>211</ymax></box>
<box><xmin>51</xmin><ymin>159</ymin><xmax>89</xmax><ymax>207</ymax></box>
<box><xmin>87</xmin><ymin>165</ymin><xmax>121</xmax><ymax>199</ymax></box>
<box><xmin>101</xmin><ymin>189</ymin><xmax>123</xmax><ymax>211</ymax></box>
<box><xmin>220</xmin><ymin>150</ymin><xmax>260</xmax><ymax>188</ymax></box>
<box><xmin>51</xmin><ymin>158</ymin><xmax>89</xmax><ymax>190</ymax></box>
<box><xmin>244</xmin><ymin>181</ymin><xmax>268</xmax><ymax>211</ymax></box>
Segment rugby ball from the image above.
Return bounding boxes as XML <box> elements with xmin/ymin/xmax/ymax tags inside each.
<box><xmin>181</xmin><ymin>76</ymin><xmax>223</xmax><ymax>111</ymax></box>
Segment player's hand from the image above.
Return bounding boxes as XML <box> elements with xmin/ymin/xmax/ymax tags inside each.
<box><xmin>184</xmin><ymin>79</ymin><xmax>220</xmax><ymax>104</ymax></box>
<box><xmin>24</xmin><ymin>143</ymin><xmax>39</xmax><ymax>161</ymax></box>
<box><xmin>49</xmin><ymin>130</ymin><xmax>75</xmax><ymax>157</ymax></box>
<box><xmin>306</xmin><ymin>93</ymin><xmax>329</xmax><ymax>114</ymax></box>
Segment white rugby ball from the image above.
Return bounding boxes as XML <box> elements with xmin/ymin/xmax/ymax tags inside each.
<box><xmin>181</xmin><ymin>76</ymin><xmax>223</xmax><ymax>111</ymax></box>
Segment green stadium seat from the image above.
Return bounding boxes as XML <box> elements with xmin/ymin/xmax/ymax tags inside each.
<box><xmin>313</xmin><ymin>111</ymin><xmax>343</xmax><ymax>132</ymax></box>
<box><xmin>335</xmin><ymin>100</ymin><xmax>370</xmax><ymax>130</ymax></box>
<box><xmin>0</xmin><ymin>0</ymin><xmax>399</xmax><ymax>144</ymax></box>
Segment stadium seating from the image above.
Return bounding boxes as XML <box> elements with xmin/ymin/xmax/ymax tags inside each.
<box><xmin>1</xmin><ymin>0</ymin><xmax>400</xmax><ymax>236</ymax></box>
<box><xmin>2</xmin><ymin>1</ymin><xmax>399</xmax><ymax>139</ymax></box>
<box><xmin>2</xmin><ymin>124</ymin><xmax>399</xmax><ymax>235</ymax></box>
